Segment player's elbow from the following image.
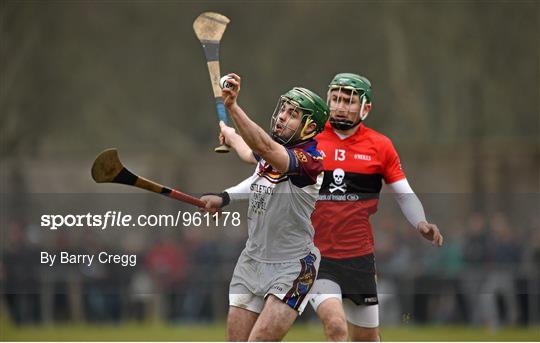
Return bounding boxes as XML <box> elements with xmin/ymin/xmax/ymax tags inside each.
<box><xmin>252</xmin><ymin>141</ymin><xmax>273</xmax><ymax>159</ymax></box>
<box><xmin>240</xmin><ymin>151</ymin><xmax>257</xmax><ymax>164</ymax></box>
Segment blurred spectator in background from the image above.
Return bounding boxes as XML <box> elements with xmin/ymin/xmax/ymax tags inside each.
<box><xmin>2</xmin><ymin>222</ymin><xmax>41</xmax><ymax>324</ymax></box>
<box><xmin>145</xmin><ymin>235</ymin><xmax>187</xmax><ymax>321</ymax></box>
<box><xmin>463</xmin><ymin>212</ymin><xmax>489</xmax><ymax>267</ymax></box>
<box><xmin>523</xmin><ymin>218</ymin><xmax>540</xmax><ymax>274</ymax></box>
<box><xmin>181</xmin><ymin>229</ymin><xmax>223</xmax><ymax>322</ymax></box>
<box><xmin>375</xmin><ymin>217</ymin><xmax>413</xmax><ymax>325</ymax></box>
<box><xmin>82</xmin><ymin>234</ymin><xmax>130</xmax><ymax>323</ymax></box>
<box><xmin>480</xmin><ymin>212</ymin><xmax>521</xmax><ymax>329</ymax></box>
<box><xmin>460</xmin><ymin>212</ymin><xmax>489</xmax><ymax>324</ymax></box>
<box><xmin>523</xmin><ymin>219</ymin><xmax>540</xmax><ymax>325</ymax></box>
<box><xmin>424</xmin><ymin>220</ymin><xmax>466</xmax><ymax>323</ymax></box>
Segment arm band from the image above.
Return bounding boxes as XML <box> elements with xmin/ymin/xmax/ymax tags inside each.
<box><xmin>202</xmin><ymin>192</ymin><xmax>231</xmax><ymax>208</ymax></box>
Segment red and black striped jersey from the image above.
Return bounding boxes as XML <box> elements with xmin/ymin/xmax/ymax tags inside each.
<box><xmin>312</xmin><ymin>122</ymin><xmax>405</xmax><ymax>259</ymax></box>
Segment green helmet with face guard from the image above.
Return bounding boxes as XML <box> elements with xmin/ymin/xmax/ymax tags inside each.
<box><xmin>327</xmin><ymin>73</ymin><xmax>372</xmax><ymax>130</ymax></box>
<box><xmin>271</xmin><ymin>87</ymin><xmax>329</xmax><ymax>146</ymax></box>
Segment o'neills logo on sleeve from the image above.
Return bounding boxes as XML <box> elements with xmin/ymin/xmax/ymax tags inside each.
<box><xmin>293</xmin><ymin>150</ymin><xmax>308</xmax><ymax>163</ymax></box>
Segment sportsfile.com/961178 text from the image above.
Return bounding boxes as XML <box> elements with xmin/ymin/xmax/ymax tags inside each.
<box><xmin>40</xmin><ymin>211</ymin><xmax>242</xmax><ymax>230</ymax></box>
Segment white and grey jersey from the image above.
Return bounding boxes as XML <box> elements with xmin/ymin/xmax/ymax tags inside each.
<box><xmin>226</xmin><ymin>139</ymin><xmax>324</xmax><ymax>262</ymax></box>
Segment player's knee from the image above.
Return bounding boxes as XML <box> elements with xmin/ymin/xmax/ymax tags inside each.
<box><xmin>350</xmin><ymin>327</ymin><xmax>379</xmax><ymax>342</ymax></box>
<box><xmin>249</xmin><ymin>324</ymin><xmax>282</xmax><ymax>342</ymax></box>
<box><xmin>324</xmin><ymin>316</ymin><xmax>348</xmax><ymax>341</ymax></box>
<box><xmin>227</xmin><ymin>321</ymin><xmax>248</xmax><ymax>341</ymax></box>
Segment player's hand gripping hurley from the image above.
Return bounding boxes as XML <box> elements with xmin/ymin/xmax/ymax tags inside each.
<box><xmin>91</xmin><ymin>148</ymin><xmax>205</xmax><ymax>207</ymax></box>
<box><xmin>193</xmin><ymin>12</ymin><xmax>231</xmax><ymax>153</ymax></box>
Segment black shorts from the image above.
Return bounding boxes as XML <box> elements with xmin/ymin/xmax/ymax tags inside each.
<box><xmin>316</xmin><ymin>254</ymin><xmax>378</xmax><ymax>306</ymax></box>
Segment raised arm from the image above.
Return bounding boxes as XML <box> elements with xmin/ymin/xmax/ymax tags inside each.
<box><xmin>221</xmin><ymin>74</ymin><xmax>290</xmax><ymax>172</ymax></box>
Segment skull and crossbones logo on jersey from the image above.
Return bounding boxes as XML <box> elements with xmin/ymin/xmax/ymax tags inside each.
<box><xmin>329</xmin><ymin>168</ymin><xmax>347</xmax><ymax>193</ymax></box>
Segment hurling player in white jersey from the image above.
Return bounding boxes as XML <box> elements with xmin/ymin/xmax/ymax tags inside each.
<box><xmin>200</xmin><ymin>73</ymin><xmax>330</xmax><ymax>341</ymax></box>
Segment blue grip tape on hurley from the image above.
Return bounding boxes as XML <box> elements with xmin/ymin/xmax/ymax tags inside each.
<box><xmin>216</xmin><ymin>100</ymin><xmax>228</xmax><ymax>124</ymax></box>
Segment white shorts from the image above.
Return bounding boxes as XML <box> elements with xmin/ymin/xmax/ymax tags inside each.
<box><xmin>309</xmin><ymin>278</ymin><xmax>379</xmax><ymax>328</ymax></box>
<box><xmin>229</xmin><ymin>249</ymin><xmax>320</xmax><ymax>315</ymax></box>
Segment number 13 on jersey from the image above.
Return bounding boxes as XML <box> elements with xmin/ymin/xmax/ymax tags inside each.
<box><xmin>335</xmin><ymin>149</ymin><xmax>346</xmax><ymax>161</ymax></box>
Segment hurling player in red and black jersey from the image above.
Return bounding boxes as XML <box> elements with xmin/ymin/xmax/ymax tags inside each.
<box><xmin>308</xmin><ymin>73</ymin><xmax>444</xmax><ymax>341</ymax></box>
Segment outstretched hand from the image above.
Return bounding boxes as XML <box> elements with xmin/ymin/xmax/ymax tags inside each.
<box><xmin>417</xmin><ymin>221</ymin><xmax>444</xmax><ymax>247</ymax></box>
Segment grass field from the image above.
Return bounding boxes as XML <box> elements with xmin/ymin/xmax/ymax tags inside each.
<box><xmin>1</xmin><ymin>320</ymin><xmax>539</xmax><ymax>341</ymax></box>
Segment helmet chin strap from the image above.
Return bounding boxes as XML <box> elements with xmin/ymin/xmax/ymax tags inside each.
<box><xmin>359</xmin><ymin>96</ymin><xmax>368</xmax><ymax>121</ymax></box>
<box><xmin>330</xmin><ymin>96</ymin><xmax>367</xmax><ymax>130</ymax></box>
<box><xmin>299</xmin><ymin>117</ymin><xmax>316</xmax><ymax>141</ymax></box>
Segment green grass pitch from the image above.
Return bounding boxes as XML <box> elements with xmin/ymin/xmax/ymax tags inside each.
<box><xmin>2</xmin><ymin>320</ymin><xmax>539</xmax><ymax>341</ymax></box>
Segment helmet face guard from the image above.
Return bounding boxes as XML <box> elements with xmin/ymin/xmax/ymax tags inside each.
<box><xmin>270</xmin><ymin>97</ymin><xmax>313</xmax><ymax>146</ymax></box>
<box><xmin>327</xmin><ymin>86</ymin><xmax>368</xmax><ymax>131</ymax></box>
<box><xmin>270</xmin><ymin>87</ymin><xmax>329</xmax><ymax>146</ymax></box>
<box><xmin>327</xmin><ymin>73</ymin><xmax>372</xmax><ymax>131</ymax></box>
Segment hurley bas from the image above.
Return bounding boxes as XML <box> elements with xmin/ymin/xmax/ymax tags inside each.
<box><xmin>41</xmin><ymin>251</ymin><xmax>137</xmax><ymax>267</ymax></box>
